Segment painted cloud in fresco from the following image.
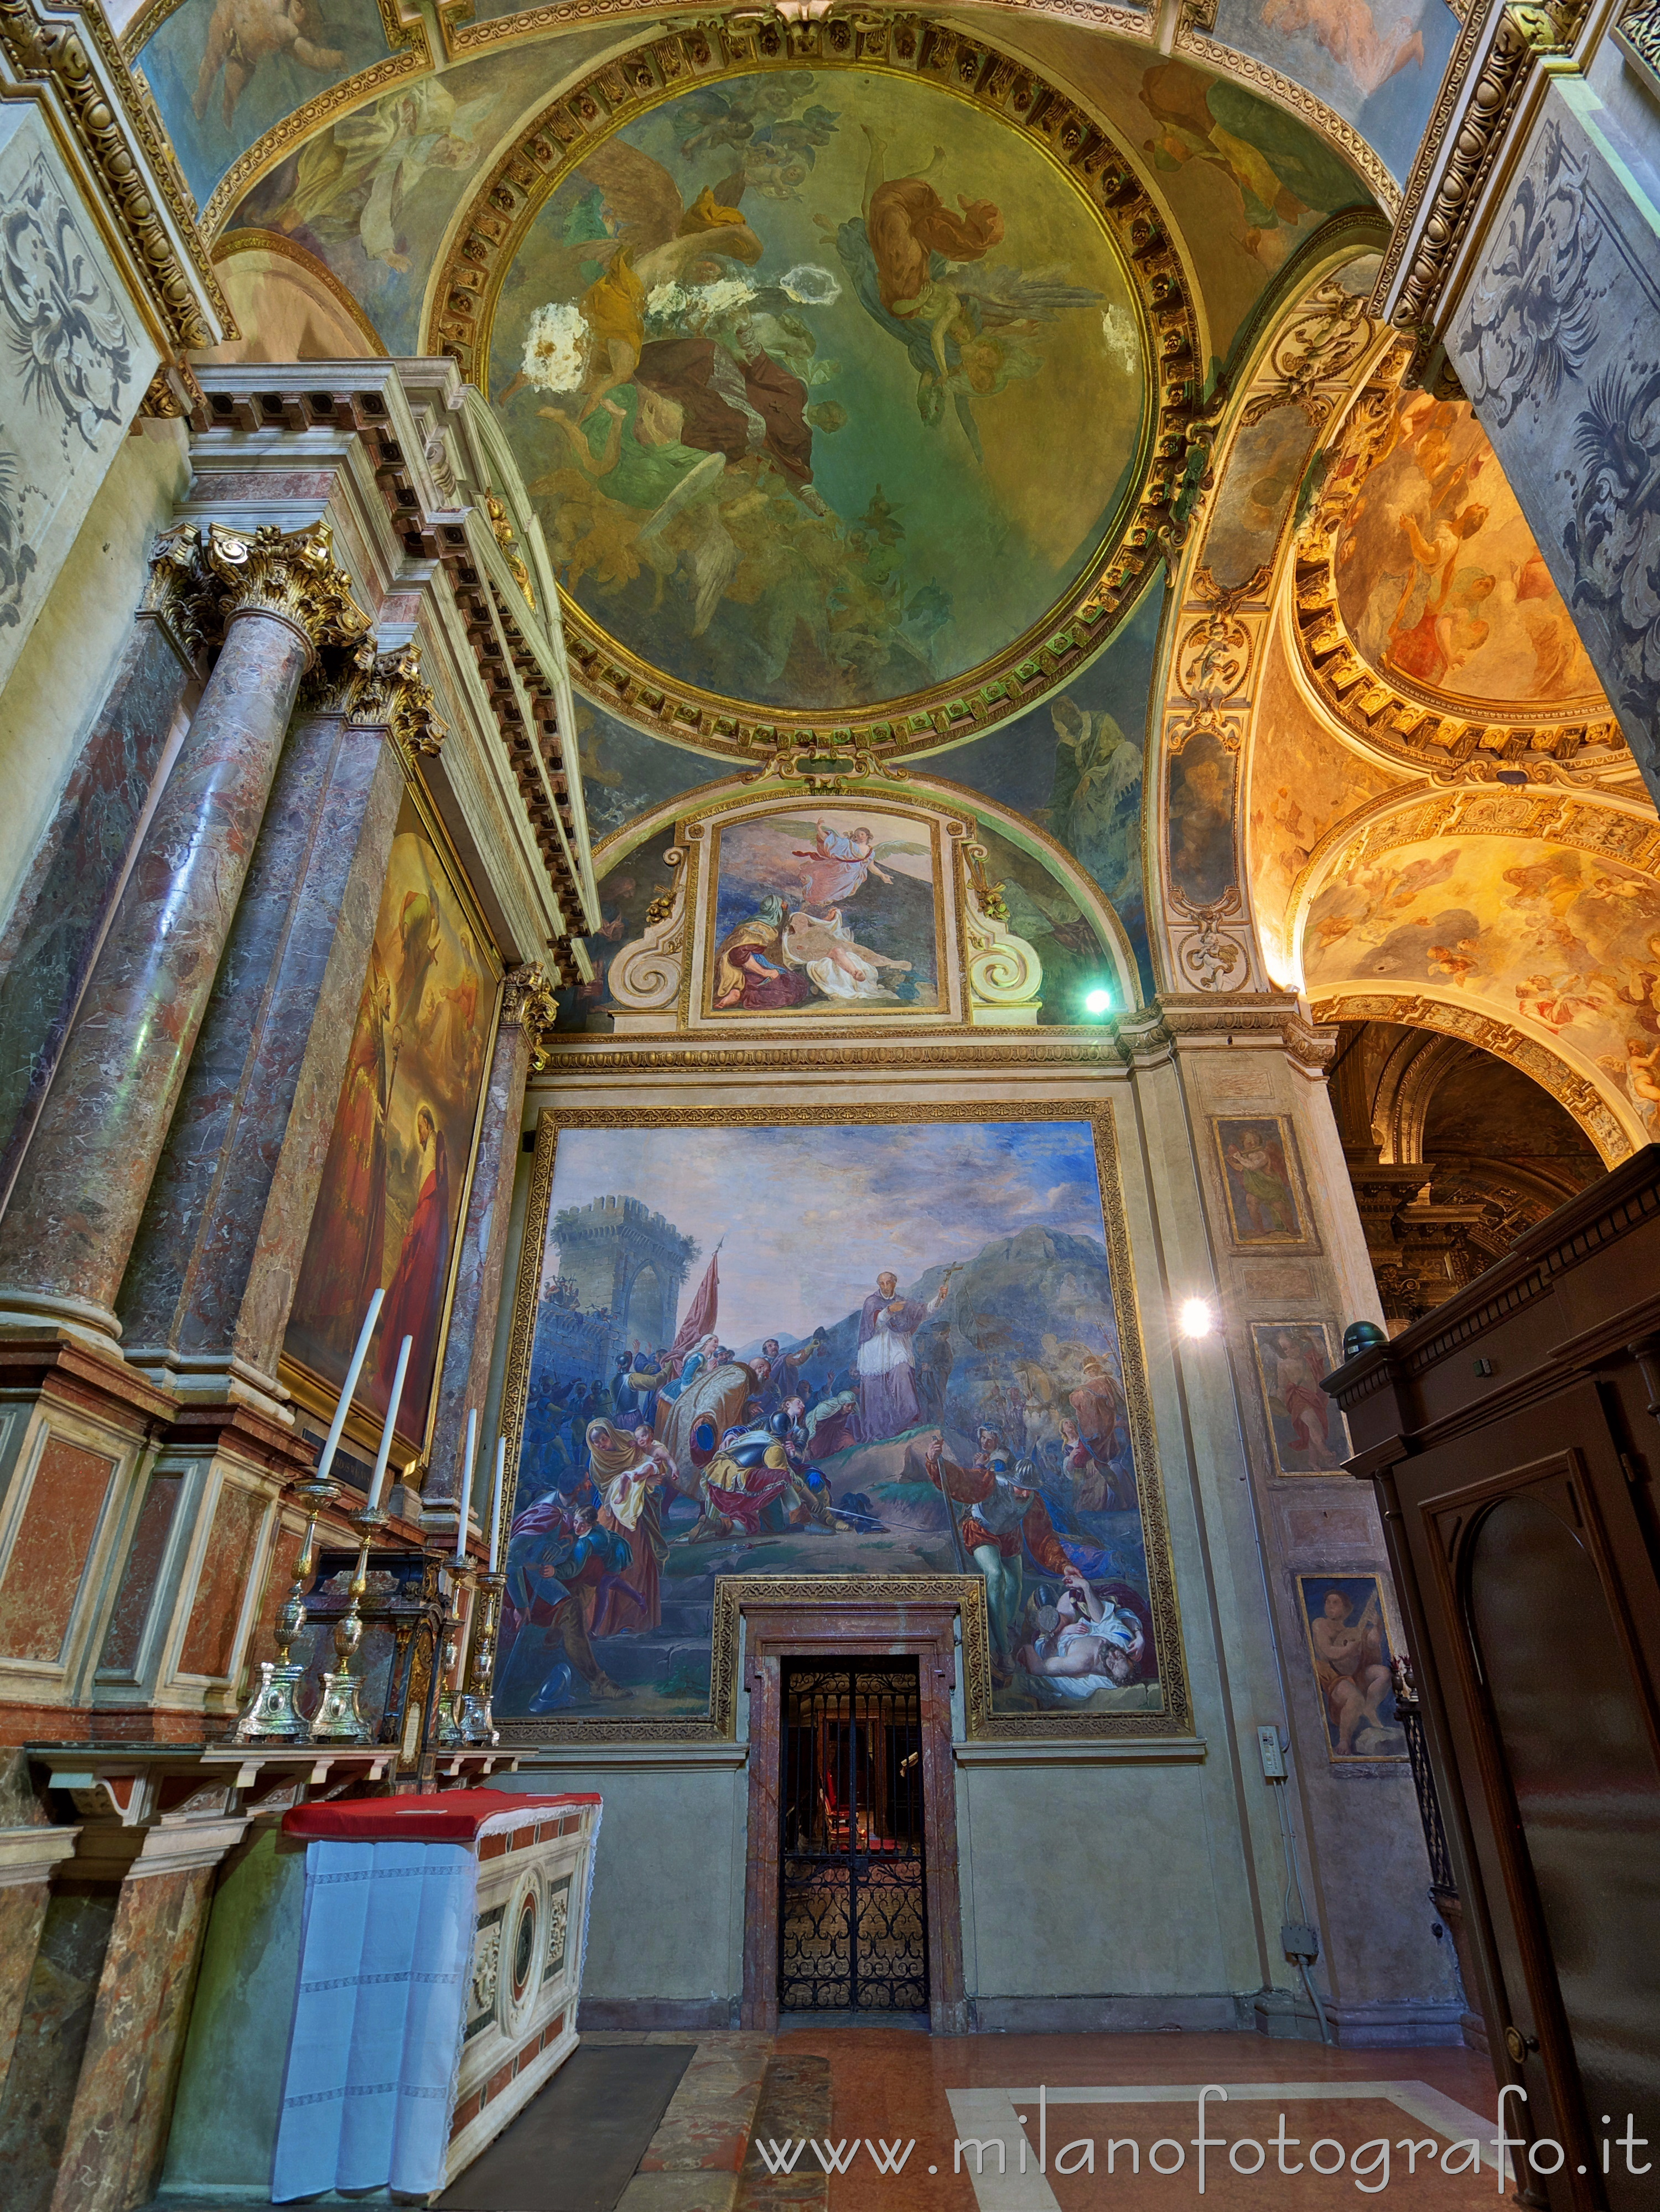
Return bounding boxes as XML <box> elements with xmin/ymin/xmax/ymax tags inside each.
<box><xmin>138</xmin><ymin>0</ymin><xmax>396</xmax><ymax>212</ymax></box>
<box><xmin>1211</xmin><ymin>0</ymin><xmax>1458</xmax><ymax>186</ymax></box>
<box><xmin>945</xmin><ymin>580</ymin><xmax>1159</xmax><ymax>995</ymax></box>
<box><xmin>1303</xmin><ymin>834</ymin><xmax>1660</xmax><ymax>1135</ymax></box>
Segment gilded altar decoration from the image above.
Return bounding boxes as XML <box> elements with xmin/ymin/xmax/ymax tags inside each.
<box><xmin>285</xmin><ymin>790</ymin><xmax>499</xmax><ymax>1453</ymax></box>
<box><xmin>494</xmin><ymin>1102</ymin><xmax>1186</xmax><ymax>1742</ymax></box>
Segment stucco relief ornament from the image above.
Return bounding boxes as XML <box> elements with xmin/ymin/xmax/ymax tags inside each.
<box><xmin>1457</xmin><ymin>122</ymin><xmax>1602</xmax><ymax>430</ymax></box>
<box><xmin>0</xmin><ymin>157</ymin><xmax>131</xmax><ymax>450</ymax></box>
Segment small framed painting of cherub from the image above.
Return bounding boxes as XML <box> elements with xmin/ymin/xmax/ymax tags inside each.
<box><xmin>1213</xmin><ymin>1115</ymin><xmax>1310</xmax><ymax>1245</ymax></box>
<box><xmin>1296</xmin><ymin>1574</ymin><xmax>1407</xmax><ymax>1762</ymax></box>
<box><xmin>706</xmin><ymin>807</ymin><xmax>945</xmax><ymax>1016</ymax></box>
<box><xmin>1249</xmin><ymin>1321</ymin><xmax>1350</xmax><ymax>1474</ymax></box>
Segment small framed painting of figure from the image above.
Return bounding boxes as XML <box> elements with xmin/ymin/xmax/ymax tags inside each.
<box><xmin>1212</xmin><ymin>1115</ymin><xmax>1310</xmax><ymax>1246</ymax></box>
<box><xmin>1248</xmin><ymin>1321</ymin><xmax>1350</xmax><ymax>1474</ymax></box>
<box><xmin>1296</xmin><ymin>1573</ymin><xmax>1408</xmax><ymax>1762</ymax></box>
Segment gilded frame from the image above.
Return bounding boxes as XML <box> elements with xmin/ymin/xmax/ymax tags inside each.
<box><xmin>495</xmin><ymin>1097</ymin><xmax>1191</xmax><ymax>1743</ymax></box>
<box><xmin>277</xmin><ymin>759</ymin><xmax>504</xmax><ymax>1472</ymax></box>
<box><xmin>693</xmin><ymin>798</ymin><xmax>956</xmax><ymax>1027</ymax></box>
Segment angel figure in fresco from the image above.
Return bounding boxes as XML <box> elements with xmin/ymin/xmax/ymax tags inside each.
<box><xmin>501</xmin><ymin>143</ymin><xmax>765</xmax><ymax>421</ymax></box>
<box><xmin>271</xmin><ymin>79</ymin><xmax>501</xmax><ymax>273</ymax></box>
<box><xmin>787</xmin><ymin>818</ymin><xmax>917</xmax><ymax>905</ymax></box>
<box><xmin>823</xmin><ymin>125</ymin><xmax>1100</xmax><ymax>460</ymax></box>
<box><xmin>192</xmin><ymin>0</ymin><xmax>345</xmax><ymax>131</ymax></box>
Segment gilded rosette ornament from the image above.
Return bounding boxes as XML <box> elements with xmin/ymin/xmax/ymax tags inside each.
<box><xmin>205</xmin><ymin>521</ymin><xmax>371</xmax><ymax>658</ymax></box>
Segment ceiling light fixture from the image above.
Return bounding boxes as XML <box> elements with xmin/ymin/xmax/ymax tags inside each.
<box><xmin>1180</xmin><ymin>1298</ymin><xmax>1215</xmax><ymax>1339</ymax></box>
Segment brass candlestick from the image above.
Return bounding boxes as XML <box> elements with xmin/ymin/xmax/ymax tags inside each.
<box><xmin>431</xmin><ymin>1561</ymin><xmax>472</xmax><ymax>1749</ymax></box>
<box><xmin>458</xmin><ymin>1570</ymin><xmax>504</xmax><ymax>1746</ymax></box>
<box><xmin>235</xmin><ymin>1476</ymin><xmax>339</xmax><ymax>1743</ymax></box>
<box><xmin>309</xmin><ymin>1504</ymin><xmax>387</xmax><ymax>1743</ymax></box>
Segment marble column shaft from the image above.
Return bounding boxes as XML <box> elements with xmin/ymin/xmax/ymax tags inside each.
<box><xmin>117</xmin><ymin>710</ymin><xmax>407</xmax><ymax>1395</ymax></box>
<box><xmin>424</xmin><ymin>978</ymin><xmax>541</xmax><ymax>1522</ymax></box>
<box><xmin>0</xmin><ymin>607</ymin><xmax>314</xmax><ymax>1338</ymax></box>
<box><xmin>0</xmin><ymin>609</ymin><xmax>195</xmax><ymax>1216</ymax></box>
<box><xmin>46</xmin><ymin>1862</ymin><xmax>216</xmax><ymax>2212</ymax></box>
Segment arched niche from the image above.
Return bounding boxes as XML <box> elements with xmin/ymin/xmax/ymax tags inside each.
<box><xmin>562</xmin><ymin>774</ymin><xmax>1140</xmax><ymax>1035</ymax></box>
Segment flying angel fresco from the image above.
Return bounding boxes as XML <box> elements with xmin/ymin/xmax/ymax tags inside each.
<box><xmin>502</xmin><ymin>139</ymin><xmax>766</xmax><ymax>419</ymax></box>
<box><xmin>824</xmin><ymin>123</ymin><xmax>1104</xmax><ymax>460</ymax></box>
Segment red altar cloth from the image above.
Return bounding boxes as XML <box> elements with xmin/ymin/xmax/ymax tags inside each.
<box><xmin>282</xmin><ymin>1789</ymin><xmax>601</xmax><ymax>1845</ymax></box>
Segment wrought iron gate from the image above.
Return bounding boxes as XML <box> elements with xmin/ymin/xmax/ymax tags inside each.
<box><xmin>779</xmin><ymin>1659</ymin><xmax>928</xmax><ymax>2013</ymax></box>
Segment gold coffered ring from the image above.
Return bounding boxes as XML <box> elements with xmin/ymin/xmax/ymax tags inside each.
<box><xmin>426</xmin><ymin>14</ymin><xmax>1202</xmax><ymax>762</ymax></box>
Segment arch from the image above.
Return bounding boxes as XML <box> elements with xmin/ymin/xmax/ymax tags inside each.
<box><xmin>1309</xmin><ymin>989</ymin><xmax>1639</xmax><ymax>1166</ymax></box>
<box><xmin>587</xmin><ymin>767</ymin><xmax>1146</xmax><ymax>1014</ymax></box>
<box><xmin>201</xmin><ymin>231</ymin><xmax>386</xmax><ymax>364</ymax></box>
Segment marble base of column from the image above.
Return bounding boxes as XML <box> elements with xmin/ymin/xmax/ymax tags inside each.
<box><xmin>116</xmin><ymin>708</ymin><xmax>406</xmax><ymax>1404</ymax></box>
<box><xmin>422</xmin><ymin>972</ymin><xmax>544</xmax><ymax>1536</ymax></box>
<box><xmin>0</xmin><ymin>604</ymin><xmax>319</xmax><ymax>1348</ymax></box>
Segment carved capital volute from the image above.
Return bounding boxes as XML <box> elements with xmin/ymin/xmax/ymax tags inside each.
<box><xmin>500</xmin><ymin>960</ymin><xmax>560</xmax><ymax>1069</ymax></box>
<box><xmin>142</xmin><ymin>522</ymin><xmax>217</xmax><ymax>670</ymax></box>
<box><xmin>347</xmin><ymin>639</ymin><xmax>448</xmax><ymax>756</ymax></box>
<box><xmin>205</xmin><ymin>521</ymin><xmax>371</xmax><ymax>662</ymax></box>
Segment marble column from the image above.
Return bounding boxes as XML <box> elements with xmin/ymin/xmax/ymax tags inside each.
<box><xmin>0</xmin><ymin>530</ymin><xmax>207</xmax><ymax>1217</ymax></box>
<box><xmin>422</xmin><ymin>965</ymin><xmax>556</xmax><ymax>1535</ymax></box>
<box><xmin>116</xmin><ymin>647</ymin><xmax>445</xmax><ymax>1413</ymax></box>
<box><xmin>0</xmin><ymin>524</ymin><xmax>371</xmax><ymax>1349</ymax></box>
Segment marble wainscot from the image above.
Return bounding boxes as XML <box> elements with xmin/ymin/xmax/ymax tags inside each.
<box><xmin>268</xmin><ymin>1789</ymin><xmax>600</xmax><ymax>2201</ymax></box>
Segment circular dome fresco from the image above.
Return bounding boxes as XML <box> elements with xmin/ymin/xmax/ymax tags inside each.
<box><xmin>1333</xmin><ymin>392</ymin><xmax>1603</xmax><ymax>718</ymax></box>
<box><xmin>433</xmin><ymin>28</ymin><xmax>1182</xmax><ymax>756</ymax></box>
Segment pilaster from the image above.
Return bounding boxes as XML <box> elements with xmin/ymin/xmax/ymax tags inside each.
<box><xmin>423</xmin><ymin>963</ymin><xmax>556</xmax><ymax>1534</ymax></box>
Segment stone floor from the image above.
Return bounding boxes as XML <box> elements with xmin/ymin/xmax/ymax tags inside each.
<box><xmin>139</xmin><ymin>2029</ymin><xmax>1511</xmax><ymax>2211</ymax></box>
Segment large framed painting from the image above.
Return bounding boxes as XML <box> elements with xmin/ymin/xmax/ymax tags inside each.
<box><xmin>496</xmin><ymin>1104</ymin><xmax>1187</xmax><ymax>1742</ymax></box>
<box><xmin>283</xmin><ymin>784</ymin><xmax>501</xmax><ymax>1462</ymax></box>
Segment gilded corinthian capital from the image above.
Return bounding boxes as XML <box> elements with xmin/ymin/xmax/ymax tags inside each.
<box><xmin>142</xmin><ymin>522</ymin><xmax>217</xmax><ymax>669</ymax></box>
<box><xmin>347</xmin><ymin>639</ymin><xmax>448</xmax><ymax>757</ymax></box>
<box><xmin>205</xmin><ymin>521</ymin><xmax>371</xmax><ymax>657</ymax></box>
<box><xmin>500</xmin><ymin>962</ymin><xmax>561</xmax><ymax>1069</ymax></box>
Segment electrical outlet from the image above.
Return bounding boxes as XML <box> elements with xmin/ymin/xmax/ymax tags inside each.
<box><xmin>1257</xmin><ymin>1725</ymin><xmax>1287</xmax><ymax>1780</ymax></box>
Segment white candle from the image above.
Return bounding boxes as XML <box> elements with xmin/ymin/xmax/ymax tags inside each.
<box><xmin>365</xmin><ymin>1335</ymin><xmax>412</xmax><ymax>1513</ymax></box>
<box><xmin>487</xmin><ymin>1436</ymin><xmax>506</xmax><ymax>1575</ymax></box>
<box><xmin>454</xmin><ymin>1408</ymin><xmax>477</xmax><ymax>1561</ymax></box>
<box><xmin>315</xmin><ymin>1288</ymin><xmax>383</xmax><ymax>1484</ymax></box>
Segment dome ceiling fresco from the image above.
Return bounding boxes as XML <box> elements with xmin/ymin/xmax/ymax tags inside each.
<box><xmin>1334</xmin><ymin>392</ymin><xmax>1604</xmax><ymax>718</ymax></box>
<box><xmin>483</xmin><ymin>63</ymin><xmax>1148</xmax><ymax>722</ymax></box>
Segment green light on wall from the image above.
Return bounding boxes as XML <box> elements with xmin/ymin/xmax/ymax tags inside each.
<box><xmin>1083</xmin><ymin>987</ymin><xmax>1113</xmax><ymax>1016</ymax></box>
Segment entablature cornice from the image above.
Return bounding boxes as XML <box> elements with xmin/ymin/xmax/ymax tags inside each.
<box><xmin>0</xmin><ymin>0</ymin><xmax>229</xmax><ymax>355</ymax></box>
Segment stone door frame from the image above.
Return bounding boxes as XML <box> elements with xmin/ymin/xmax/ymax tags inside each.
<box><xmin>736</xmin><ymin>1583</ymin><xmax>971</xmax><ymax>2034</ymax></box>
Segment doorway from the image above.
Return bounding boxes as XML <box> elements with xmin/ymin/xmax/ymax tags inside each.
<box><xmin>778</xmin><ymin>1658</ymin><xmax>927</xmax><ymax>2013</ymax></box>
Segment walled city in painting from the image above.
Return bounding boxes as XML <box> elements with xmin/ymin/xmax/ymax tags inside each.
<box><xmin>500</xmin><ymin>1119</ymin><xmax>1164</xmax><ymax>1723</ymax></box>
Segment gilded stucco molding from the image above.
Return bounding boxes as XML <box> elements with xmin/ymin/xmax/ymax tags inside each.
<box><xmin>1367</xmin><ymin>0</ymin><xmax>1592</xmax><ymax>350</ymax></box>
<box><xmin>1176</xmin><ymin>27</ymin><xmax>1399</xmax><ymax>217</ymax></box>
<box><xmin>347</xmin><ymin>638</ymin><xmax>449</xmax><ymax>755</ymax></box>
<box><xmin>1288</xmin><ymin>346</ymin><xmax>1628</xmax><ymax>780</ymax></box>
<box><xmin>199</xmin><ymin>41</ymin><xmax>432</xmax><ymax>240</ymax></box>
<box><xmin>1614</xmin><ymin>0</ymin><xmax>1660</xmax><ymax>90</ymax></box>
<box><xmin>1308</xmin><ymin>989</ymin><xmax>1635</xmax><ymax>1164</ymax></box>
<box><xmin>427</xmin><ymin>12</ymin><xmax>1206</xmax><ymax>765</ymax></box>
<box><xmin>500</xmin><ymin>959</ymin><xmax>563</xmax><ymax>1066</ymax></box>
<box><xmin>0</xmin><ymin>0</ymin><xmax>229</xmax><ymax>349</ymax></box>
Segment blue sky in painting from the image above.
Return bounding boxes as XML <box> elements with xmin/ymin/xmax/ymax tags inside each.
<box><xmin>543</xmin><ymin>1120</ymin><xmax>1106</xmax><ymax>1347</ymax></box>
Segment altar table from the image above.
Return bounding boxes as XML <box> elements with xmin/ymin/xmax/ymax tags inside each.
<box><xmin>272</xmin><ymin>1788</ymin><xmax>600</xmax><ymax>2201</ymax></box>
